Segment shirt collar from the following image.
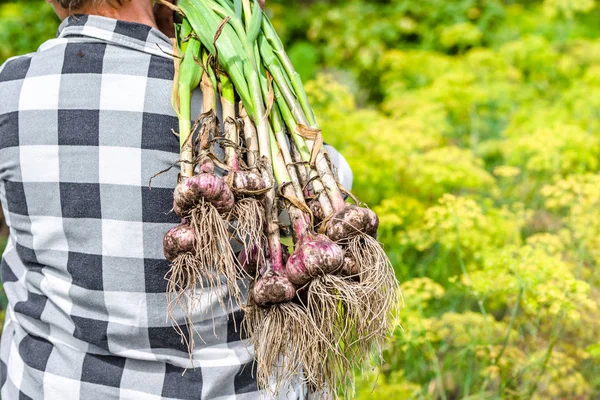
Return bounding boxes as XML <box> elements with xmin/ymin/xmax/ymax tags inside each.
<box><xmin>57</xmin><ymin>15</ymin><xmax>174</xmax><ymax>59</ymax></box>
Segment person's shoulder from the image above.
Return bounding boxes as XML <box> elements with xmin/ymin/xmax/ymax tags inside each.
<box><xmin>0</xmin><ymin>35</ymin><xmax>78</xmax><ymax>83</ymax></box>
<box><xmin>0</xmin><ymin>53</ymin><xmax>35</xmax><ymax>83</ymax></box>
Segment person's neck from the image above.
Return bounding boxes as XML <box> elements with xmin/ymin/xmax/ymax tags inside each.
<box><xmin>76</xmin><ymin>2</ymin><xmax>157</xmax><ymax>29</ymax></box>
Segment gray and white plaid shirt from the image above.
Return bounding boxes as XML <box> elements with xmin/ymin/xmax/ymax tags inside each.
<box><xmin>0</xmin><ymin>15</ymin><xmax>327</xmax><ymax>400</ymax></box>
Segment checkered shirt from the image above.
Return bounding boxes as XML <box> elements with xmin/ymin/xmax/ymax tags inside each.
<box><xmin>0</xmin><ymin>15</ymin><xmax>313</xmax><ymax>400</ymax></box>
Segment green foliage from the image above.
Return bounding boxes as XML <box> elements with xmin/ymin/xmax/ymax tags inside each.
<box><xmin>0</xmin><ymin>1</ymin><xmax>58</xmax><ymax>64</ymax></box>
<box><xmin>543</xmin><ymin>0</ymin><xmax>596</xmax><ymax>17</ymax></box>
<box><xmin>504</xmin><ymin>125</ymin><xmax>600</xmax><ymax>176</ymax></box>
<box><xmin>4</xmin><ymin>0</ymin><xmax>600</xmax><ymax>398</ymax></box>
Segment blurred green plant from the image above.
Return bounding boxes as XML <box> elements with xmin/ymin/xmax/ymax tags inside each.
<box><xmin>0</xmin><ymin>1</ymin><xmax>58</xmax><ymax>64</ymax></box>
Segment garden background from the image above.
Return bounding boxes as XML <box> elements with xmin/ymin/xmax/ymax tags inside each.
<box><xmin>2</xmin><ymin>0</ymin><xmax>600</xmax><ymax>398</ymax></box>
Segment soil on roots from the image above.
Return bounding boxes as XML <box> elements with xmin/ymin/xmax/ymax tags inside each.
<box><xmin>302</xmin><ymin>275</ymin><xmax>376</xmax><ymax>395</ymax></box>
<box><xmin>189</xmin><ymin>201</ymin><xmax>244</xmax><ymax>311</ymax></box>
<box><xmin>230</xmin><ymin>197</ymin><xmax>266</xmax><ymax>276</ymax></box>
<box><xmin>165</xmin><ymin>252</ymin><xmax>202</xmax><ymax>356</ymax></box>
<box><xmin>343</xmin><ymin>234</ymin><xmax>400</xmax><ymax>349</ymax></box>
<box><xmin>242</xmin><ymin>300</ymin><xmax>320</xmax><ymax>396</ymax></box>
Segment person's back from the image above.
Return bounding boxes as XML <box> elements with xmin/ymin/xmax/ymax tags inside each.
<box><xmin>0</xmin><ymin>10</ymin><xmax>306</xmax><ymax>400</ymax></box>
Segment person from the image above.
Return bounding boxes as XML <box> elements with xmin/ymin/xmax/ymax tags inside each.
<box><xmin>0</xmin><ymin>0</ymin><xmax>352</xmax><ymax>398</ymax></box>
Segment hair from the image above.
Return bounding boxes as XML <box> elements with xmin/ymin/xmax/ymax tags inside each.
<box><xmin>55</xmin><ymin>0</ymin><xmax>130</xmax><ymax>11</ymax></box>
